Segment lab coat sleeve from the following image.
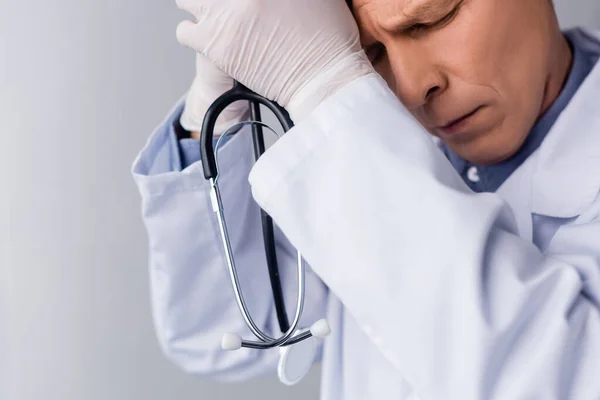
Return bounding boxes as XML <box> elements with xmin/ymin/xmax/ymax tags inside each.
<box><xmin>248</xmin><ymin>75</ymin><xmax>600</xmax><ymax>399</ymax></box>
<box><xmin>131</xmin><ymin>101</ymin><xmax>328</xmax><ymax>382</ymax></box>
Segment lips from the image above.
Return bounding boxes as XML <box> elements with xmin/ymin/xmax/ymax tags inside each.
<box><xmin>436</xmin><ymin>106</ymin><xmax>484</xmax><ymax>137</ymax></box>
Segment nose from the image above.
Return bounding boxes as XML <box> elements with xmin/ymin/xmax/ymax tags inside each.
<box><xmin>386</xmin><ymin>42</ymin><xmax>448</xmax><ymax>110</ymax></box>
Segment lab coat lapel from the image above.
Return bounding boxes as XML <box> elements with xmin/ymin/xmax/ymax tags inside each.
<box><xmin>496</xmin><ymin>152</ymin><xmax>537</xmax><ymax>241</ymax></box>
<box><xmin>531</xmin><ymin>59</ymin><xmax>600</xmax><ymax>219</ymax></box>
<box><xmin>496</xmin><ymin>40</ymin><xmax>600</xmax><ymax>239</ymax></box>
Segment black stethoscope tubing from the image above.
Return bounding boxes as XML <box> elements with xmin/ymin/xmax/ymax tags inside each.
<box><xmin>200</xmin><ymin>81</ymin><xmax>294</xmax><ymax>334</ymax></box>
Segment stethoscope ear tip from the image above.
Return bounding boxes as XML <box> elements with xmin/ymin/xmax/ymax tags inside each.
<box><xmin>310</xmin><ymin>319</ymin><xmax>332</xmax><ymax>338</ymax></box>
<box><xmin>221</xmin><ymin>332</ymin><xmax>243</xmax><ymax>351</ymax></box>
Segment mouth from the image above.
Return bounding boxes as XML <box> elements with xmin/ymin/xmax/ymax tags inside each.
<box><xmin>436</xmin><ymin>106</ymin><xmax>484</xmax><ymax>138</ymax></box>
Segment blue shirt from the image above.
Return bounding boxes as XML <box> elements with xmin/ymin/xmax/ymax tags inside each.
<box><xmin>172</xmin><ymin>29</ymin><xmax>600</xmax><ymax>189</ymax></box>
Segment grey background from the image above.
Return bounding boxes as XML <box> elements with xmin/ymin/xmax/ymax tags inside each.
<box><xmin>1</xmin><ymin>1</ymin><xmax>598</xmax><ymax>400</ymax></box>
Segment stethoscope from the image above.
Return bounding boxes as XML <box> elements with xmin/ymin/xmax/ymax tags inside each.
<box><xmin>200</xmin><ymin>81</ymin><xmax>331</xmax><ymax>385</ymax></box>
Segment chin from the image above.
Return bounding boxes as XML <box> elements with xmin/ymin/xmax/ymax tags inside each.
<box><xmin>446</xmin><ymin>130</ymin><xmax>524</xmax><ymax>165</ymax></box>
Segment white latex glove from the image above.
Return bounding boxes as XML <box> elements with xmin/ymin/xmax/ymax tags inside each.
<box><xmin>175</xmin><ymin>0</ymin><xmax>376</xmax><ymax>121</ymax></box>
<box><xmin>180</xmin><ymin>53</ymin><xmax>249</xmax><ymax>137</ymax></box>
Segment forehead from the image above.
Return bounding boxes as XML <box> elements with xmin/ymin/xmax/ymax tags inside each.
<box><xmin>352</xmin><ymin>0</ymin><xmax>455</xmax><ymax>19</ymax></box>
<box><xmin>352</xmin><ymin>0</ymin><xmax>405</xmax><ymax>18</ymax></box>
<box><xmin>351</xmin><ymin>0</ymin><xmax>456</xmax><ymax>41</ymax></box>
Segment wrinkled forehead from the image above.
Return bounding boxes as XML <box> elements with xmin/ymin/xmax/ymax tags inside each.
<box><xmin>349</xmin><ymin>0</ymin><xmax>455</xmax><ymax>16</ymax></box>
<box><xmin>348</xmin><ymin>0</ymin><xmax>461</xmax><ymax>45</ymax></box>
<box><xmin>348</xmin><ymin>0</ymin><xmax>460</xmax><ymax>34</ymax></box>
<box><xmin>349</xmin><ymin>0</ymin><xmax>411</xmax><ymax>11</ymax></box>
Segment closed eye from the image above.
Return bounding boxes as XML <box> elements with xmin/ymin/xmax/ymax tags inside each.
<box><xmin>364</xmin><ymin>1</ymin><xmax>463</xmax><ymax>65</ymax></box>
<box><xmin>406</xmin><ymin>3</ymin><xmax>461</xmax><ymax>36</ymax></box>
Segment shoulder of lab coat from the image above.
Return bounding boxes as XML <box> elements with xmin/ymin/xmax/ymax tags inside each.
<box><xmin>131</xmin><ymin>98</ymin><xmax>238</xmax><ymax>191</ymax></box>
<box><xmin>132</xmin><ymin>98</ymin><xmax>183</xmax><ymax>172</ymax></box>
<box><xmin>248</xmin><ymin>73</ymin><xmax>600</xmax><ymax>399</ymax></box>
<box><xmin>131</xmin><ymin>98</ymin><xmax>204</xmax><ymax>197</ymax></box>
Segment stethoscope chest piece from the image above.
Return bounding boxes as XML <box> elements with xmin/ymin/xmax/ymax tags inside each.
<box><xmin>278</xmin><ymin>336</ymin><xmax>318</xmax><ymax>386</ymax></box>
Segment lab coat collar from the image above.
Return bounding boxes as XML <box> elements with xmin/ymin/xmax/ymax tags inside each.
<box><xmin>531</xmin><ymin>43</ymin><xmax>600</xmax><ymax>218</ymax></box>
<box><xmin>495</xmin><ymin>29</ymin><xmax>600</xmax><ymax>241</ymax></box>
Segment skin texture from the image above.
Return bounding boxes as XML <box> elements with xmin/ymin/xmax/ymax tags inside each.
<box><xmin>352</xmin><ymin>0</ymin><xmax>573</xmax><ymax>164</ymax></box>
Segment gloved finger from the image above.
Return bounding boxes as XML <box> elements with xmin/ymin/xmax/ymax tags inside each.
<box><xmin>176</xmin><ymin>20</ymin><xmax>204</xmax><ymax>52</ymax></box>
<box><xmin>175</xmin><ymin>0</ymin><xmax>201</xmax><ymax>16</ymax></box>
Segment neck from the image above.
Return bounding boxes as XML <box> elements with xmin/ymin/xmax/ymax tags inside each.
<box><xmin>539</xmin><ymin>30</ymin><xmax>573</xmax><ymax>119</ymax></box>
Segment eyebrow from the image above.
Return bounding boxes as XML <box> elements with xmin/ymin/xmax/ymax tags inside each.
<box><xmin>380</xmin><ymin>0</ymin><xmax>458</xmax><ymax>32</ymax></box>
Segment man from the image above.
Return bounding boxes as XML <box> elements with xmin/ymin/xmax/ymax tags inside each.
<box><xmin>132</xmin><ymin>0</ymin><xmax>600</xmax><ymax>398</ymax></box>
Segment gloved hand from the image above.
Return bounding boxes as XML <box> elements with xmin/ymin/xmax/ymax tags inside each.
<box><xmin>180</xmin><ymin>53</ymin><xmax>249</xmax><ymax>138</ymax></box>
<box><xmin>175</xmin><ymin>0</ymin><xmax>376</xmax><ymax>122</ymax></box>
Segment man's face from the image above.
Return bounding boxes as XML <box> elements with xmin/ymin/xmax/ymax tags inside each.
<box><xmin>352</xmin><ymin>0</ymin><xmax>569</xmax><ymax>164</ymax></box>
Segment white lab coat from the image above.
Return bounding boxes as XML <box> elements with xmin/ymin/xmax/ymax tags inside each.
<box><xmin>133</xmin><ymin>30</ymin><xmax>600</xmax><ymax>399</ymax></box>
